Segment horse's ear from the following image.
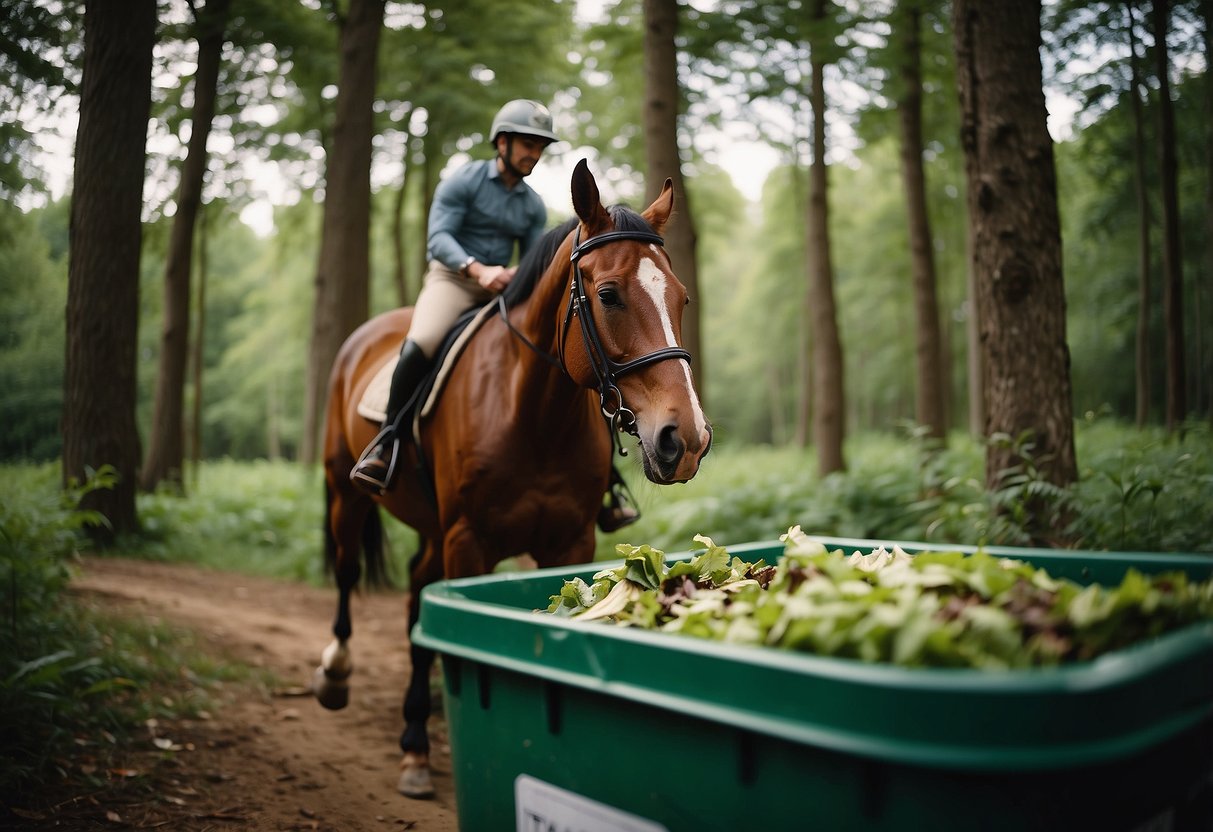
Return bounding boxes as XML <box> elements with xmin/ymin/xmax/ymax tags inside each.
<box><xmin>571</xmin><ymin>158</ymin><xmax>611</xmax><ymax>235</ymax></box>
<box><xmin>641</xmin><ymin>177</ymin><xmax>675</xmax><ymax>234</ymax></box>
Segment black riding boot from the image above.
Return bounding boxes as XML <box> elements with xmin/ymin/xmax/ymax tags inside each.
<box><xmin>350</xmin><ymin>339</ymin><xmax>432</xmax><ymax>495</ymax></box>
<box><xmin>597</xmin><ymin>464</ymin><xmax>640</xmax><ymax>532</ymax></box>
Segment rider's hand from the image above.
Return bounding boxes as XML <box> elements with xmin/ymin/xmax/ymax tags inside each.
<box><xmin>475</xmin><ymin>264</ymin><xmax>514</xmax><ymax>293</ymax></box>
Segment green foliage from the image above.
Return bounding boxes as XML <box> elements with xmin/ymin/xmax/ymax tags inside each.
<box><xmin>127</xmin><ymin>458</ymin><xmax>419</xmax><ymax>585</ymax></box>
<box><xmin>700</xmin><ymin>167</ymin><xmax>806</xmax><ymax>444</ymax></box>
<box><xmin>0</xmin><ymin>602</ymin><xmax>260</xmax><ymax>799</ymax></box>
<box><xmin>0</xmin><ymin>0</ymin><xmax>81</xmax><ymax>199</ymax></box>
<box><xmin>201</xmin><ymin>211</ymin><xmax>312</xmax><ymax>459</ymax></box>
<box><xmin>1057</xmin><ymin>69</ymin><xmax>1212</xmax><ymax>420</ymax></box>
<box><xmin>1</xmin><ymin>425</ymin><xmax>1206</xmax><ymax>669</ymax></box>
<box><xmin>131</xmin><ymin>459</ymin><xmax>328</xmax><ymax>582</ymax></box>
<box><xmin>0</xmin><ymin>200</ymin><xmax>67</xmax><ymax>461</ymax></box>
<box><xmin>550</xmin><ymin>529</ymin><xmax>1213</xmax><ymax>668</ymax></box>
<box><xmin>574</xmin><ymin>0</ymin><xmax>646</xmax><ymax>182</ymax></box>
<box><xmin>0</xmin><ymin>464</ymin><xmax>260</xmax><ymax>798</ymax></box>
<box><xmin>601</xmin><ymin>421</ymin><xmax>1213</xmax><ymax>560</ymax></box>
<box><xmin>1067</xmin><ymin>418</ymin><xmax>1213</xmax><ymax>553</ymax></box>
<box><xmin>699</xmin><ymin>125</ymin><xmax>970</xmax><ymax>446</ymax></box>
<box><xmin>381</xmin><ymin>0</ymin><xmax>575</xmax><ymax>149</ymax></box>
<box><xmin>1</xmin><ymin>465</ymin><xmax>110</xmax><ymax>634</ymax></box>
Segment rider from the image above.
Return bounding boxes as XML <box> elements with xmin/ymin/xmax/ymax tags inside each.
<box><xmin>350</xmin><ymin>99</ymin><xmax>638</xmax><ymax>531</ymax></box>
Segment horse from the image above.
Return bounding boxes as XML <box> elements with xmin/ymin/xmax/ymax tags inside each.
<box><xmin>313</xmin><ymin>158</ymin><xmax>712</xmax><ymax>798</ymax></box>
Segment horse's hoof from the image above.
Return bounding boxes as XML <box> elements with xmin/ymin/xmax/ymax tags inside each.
<box><xmin>397</xmin><ymin>754</ymin><xmax>435</xmax><ymax>799</ymax></box>
<box><xmin>312</xmin><ymin>665</ymin><xmax>349</xmax><ymax>710</ymax></box>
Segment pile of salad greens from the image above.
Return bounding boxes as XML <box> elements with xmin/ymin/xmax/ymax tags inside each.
<box><xmin>545</xmin><ymin>527</ymin><xmax>1213</xmax><ymax>669</ymax></box>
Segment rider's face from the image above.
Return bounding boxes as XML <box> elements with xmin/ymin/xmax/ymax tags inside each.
<box><xmin>501</xmin><ymin>135</ymin><xmax>548</xmax><ymax>177</ymax></box>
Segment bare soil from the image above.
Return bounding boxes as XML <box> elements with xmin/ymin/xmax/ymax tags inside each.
<box><xmin>8</xmin><ymin>556</ymin><xmax>459</xmax><ymax>832</ymax></box>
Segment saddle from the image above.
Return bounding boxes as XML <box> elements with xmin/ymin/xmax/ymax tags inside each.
<box><xmin>354</xmin><ymin>297</ymin><xmax>641</xmax><ymax>531</ymax></box>
<box><xmin>356</xmin><ymin>301</ymin><xmax>498</xmax><ymax>445</ymax></box>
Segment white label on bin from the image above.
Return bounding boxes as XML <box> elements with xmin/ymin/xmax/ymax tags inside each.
<box><xmin>515</xmin><ymin>774</ymin><xmax>669</xmax><ymax>832</ymax></box>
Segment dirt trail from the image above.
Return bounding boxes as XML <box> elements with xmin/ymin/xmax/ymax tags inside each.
<box><xmin>63</xmin><ymin>556</ymin><xmax>459</xmax><ymax>832</ymax></box>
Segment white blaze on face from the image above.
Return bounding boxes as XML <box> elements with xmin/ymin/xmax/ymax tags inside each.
<box><xmin>636</xmin><ymin>252</ymin><xmax>709</xmax><ymax>440</ymax></box>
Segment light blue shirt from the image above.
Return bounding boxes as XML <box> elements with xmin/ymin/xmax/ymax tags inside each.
<box><xmin>426</xmin><ymin>159</ymin><xmax>547</xmax><ymax>270</ymax></box>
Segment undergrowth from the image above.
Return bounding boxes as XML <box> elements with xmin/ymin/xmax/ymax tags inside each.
<box><xmin>132</xmin><ymin>459</ymin><xmax>419</xmax><ymax>584</ymax></box>
<box><xmin>2</xmin><ymin>418</ymin><xmax>1208</xmax><ymax>604</ymax></box>
<box><xmin>0</xmin><ymin>466</ymin><xmax>268</xmax><ymax>804</ymax></box>
<box><xmin>604</xmin><ymin>418</ymin><xmax>1212</xmax><ymax>557</ymax></box>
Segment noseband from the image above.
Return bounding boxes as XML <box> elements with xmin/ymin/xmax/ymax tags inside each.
<box><xmin>558</xmin><ymin>227</ymin><xmax>692</xmax><ymax>455</ymax></box>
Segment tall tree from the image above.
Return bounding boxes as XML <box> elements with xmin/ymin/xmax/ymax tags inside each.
<box><xmin>964</xmin><ymin>236</ymin><xmax>984</xmax><ymax>436</ymax></box>
<box><xmin>805</xmin><ymin>0</ymin><xmax>846</xmax><ymax>475</ymax></box>
<box><xmin>300</xmin><ymin>0</ymin><xmax>386</xmax><ymax>465</ymax></box>
<box><xmin>642</xmin><ymin>0</ymin><xmax>704</xmax><ymax>393</ymax></box>
<box><xmin>1151</xmin><ymin>0</ymin><xmax>1187</xmax><ymax>430</ymax></box>
<box><xmin>1125</xmin><ymin>1</ymin><xmax>1154</xmax><ymax>428</ymax></box>
<box><xmin>190</xmin><ymin>202</ymin><xmax>209</xmax><ymax>475</ymax></box>
<box><xmin>389</xmin><ymin>104</ymin><xmax>415</xmax><ymax>307</ymax></box>
<box><xmin>143</xmin><ymin>0</ymin><xmax>231</xmax><ymax>492</ymax></box>
<box><xmin>952</xmin><ymin>0</ymin><xmax>1078</xmax><ymax>493</ymax></box>
<box><xmin>1203</xmin><ymin>0</ymin><xmax>1213</xmax><ymax>425</ymax></box>
<box><xmin>893</xmin><ymin>0</ymin><xmax>947</xmax><ymax>440</ymax></box>
<box><xmin>63</xmin><ymin>0</ymin><xmax>156</xmax><ymax>539</ymax></box>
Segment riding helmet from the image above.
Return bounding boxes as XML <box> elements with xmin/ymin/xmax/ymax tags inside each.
<box><xmin>490</xmin><ymin>99</ymin><xmax>558</xmax><ymax>145</ymax></box>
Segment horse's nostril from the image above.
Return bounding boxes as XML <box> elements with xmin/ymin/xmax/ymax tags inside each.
<box><xmin>657</xmin><ymin>423</ymin><xmax>684</xmax><ymax>465</ymax></box>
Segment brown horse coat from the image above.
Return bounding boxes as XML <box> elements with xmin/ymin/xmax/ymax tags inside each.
<box><xmin>315</xmin><ymin>159</ymin><xmax>711</xmax><ymax>797</ymax></box>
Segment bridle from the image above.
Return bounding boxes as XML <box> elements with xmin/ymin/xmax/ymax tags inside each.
<box><xmin>497</xmin><ymin>225</ymin><xmax>692</xmax><ymax>457</ymax></box>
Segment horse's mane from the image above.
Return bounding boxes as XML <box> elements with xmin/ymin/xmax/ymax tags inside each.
<box><xmin>501</xmin><ymin>205</ymin><xmax>658</xmax><ymax>310</ymax></box>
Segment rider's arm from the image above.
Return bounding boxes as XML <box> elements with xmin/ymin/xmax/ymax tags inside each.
<box><xmin>426</xmin><ymin>170</ymin><xmax>474</xmax><ymax>271</ymax></box>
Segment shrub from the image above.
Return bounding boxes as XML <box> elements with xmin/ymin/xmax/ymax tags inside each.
<box><xmin>0</xmin><ymin>464</ymin><xmax>261</xmax><ymax>799</ymax></box>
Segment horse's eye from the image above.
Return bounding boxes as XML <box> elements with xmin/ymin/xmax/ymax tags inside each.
<box><xmin>597</xmin><ymin>286</ymin><xmax>623</xmax><ymax>308</ymax></box>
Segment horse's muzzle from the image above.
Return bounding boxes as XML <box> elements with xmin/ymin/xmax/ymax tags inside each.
<box><xmin>641</xmin><ymin>420</ymin><xmax>712</xmax><ymax>484</ymax></box>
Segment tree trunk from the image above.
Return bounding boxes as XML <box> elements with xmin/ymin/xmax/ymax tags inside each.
<box><xmin>268</xmin><ymin>374</ymin><xmax>281</xmax><ymax>460</ymax></box>
<box><xmin>806</xmin><ymin>0</ymin><xmax>846</xmax><ymax>476</ymax></box>
<box><xmin>190</xmin><ymin>201</ymin><xmax>208</xmax><ymax>483</ymax></box>
<box><xmin>142</xmin><ymin>0</ymin><xmax>229</xmax><ymax>492</ymax></box>
<box><xmin>1126</xmin><ymin>1</ymin><xmax>1152</xmax><ymax>428</ymax></box>
<box><xmin>895</xmin><ymin>0</ymin><xmax>947</xmax><ymax>441</ymax></box>
<box><xmin>768</xmin><ymin>363</ymin><xmax>787</xmax><ymax>444</ymax></box>
<box><xmin>300</xmin><ymin>0</ymin><xmax>386</xmax><ymax>464</ymax></box>
<box><xmin>1151</xmin><ymin>0</ymin><xmax>1186</xmax><ymax>431</ymax></box>
<box><xmin>643</xmin><ymin>0</ymin><xmax>704</xmax><ymax>402</ymax></box>
<box><xmin>391</xmin><ymin>111</ymin><xmax>414</xmax><ymax>307</ymax></box>
<box><xmin>415</xmin><ymin>146</ymin><xmax>438</xmax><ymax>298</ymax></box>
<box><xmin>796</xmin><ymin>295</ymin><xmax>811</xmax><ymax>447</ymax></box>
<box><xmin>965</xmin><ymin>261</ymin><xmax>983</xmax><ymax>437</ymax></box>
<box><xmin>952</xmin><ymin>0</ymin><xmax>1077</xmax><ymax>493</ymax></box>
<box><xmin>1204</xmin><ymin>0</ymin><xmax>1213</xmax><ymax>425</ymax></box>
<box><xmin>391</xmin><ymin>173</ymin><xmax>409</xmax><ymax>306</ymax></box>
<box><xmin>63</xmin><ymin>0</ymin><xmax>156</xmax><ymax>541</ymax></box>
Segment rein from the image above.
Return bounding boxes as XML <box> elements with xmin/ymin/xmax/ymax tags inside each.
<box><xmin>496</xmin><ymin>226</ymin><xmax>692</xmax><ymax>457</ymax></box>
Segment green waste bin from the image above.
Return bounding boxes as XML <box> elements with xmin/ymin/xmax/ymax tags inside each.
<box><xmin>413</xmin><ymin>537</ymin><xmax>1213</xmax><ymax>831</ymax></box>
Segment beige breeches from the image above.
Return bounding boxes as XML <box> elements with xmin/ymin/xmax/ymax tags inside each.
<box><xmin>408</xmin><ymin>261</ymin><xmax>495</xmax><ymax>358</ymax></box>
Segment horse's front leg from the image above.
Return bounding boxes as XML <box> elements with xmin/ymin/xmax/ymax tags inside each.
<box><xmin>398</xmin><ymin>537</ymin><xmax>444</xmax><ymax>799</ymax></box>
<box><xmin>398</xmin><ymin>586</ymin><xmax>437</xmax><ymax>797</ymax></box>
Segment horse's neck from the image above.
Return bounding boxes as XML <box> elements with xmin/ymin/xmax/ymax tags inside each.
<box><xmin>509</xmin><ymin>250</ymin><xmax>591</xmax><ymax>420</ymax></box>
